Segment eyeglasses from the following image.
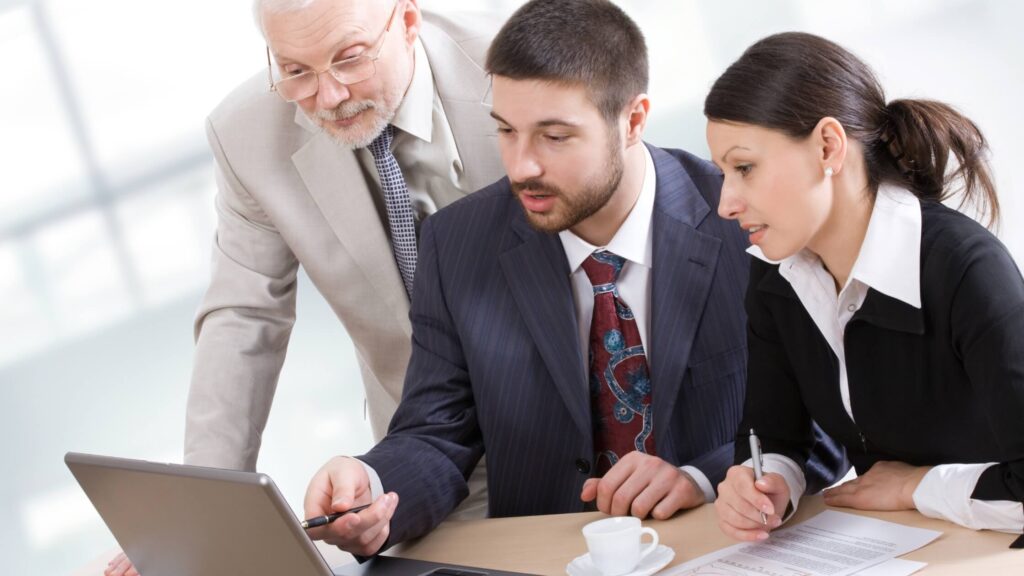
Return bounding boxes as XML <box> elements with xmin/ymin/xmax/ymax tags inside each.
<box><xmin>266</xmin><ymin>0</ymin><xmax>401</xmax><ymax>102</ymax></box>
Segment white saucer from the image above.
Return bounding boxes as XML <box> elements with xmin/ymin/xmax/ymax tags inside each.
<box><xmin>566</xmin><ymin>544</ymin><xmax>675</xmax><ymax>576</ymax></box>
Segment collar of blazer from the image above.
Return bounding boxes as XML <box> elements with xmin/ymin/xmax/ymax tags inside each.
<box><xmin>756</xmin><ymin>267</ymin><xmax>925</xmax><ymax>335</ymax></box>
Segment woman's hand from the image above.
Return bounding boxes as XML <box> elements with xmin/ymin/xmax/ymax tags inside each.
<box><xmin>715</xmin><ymin>465</ymin><xmax>790</xmax><ymax>541</ymax></box>
<box><xmin>823</xmin><ymin>461</ymin><xmax>931</xmax><ymax>511</ymax></box>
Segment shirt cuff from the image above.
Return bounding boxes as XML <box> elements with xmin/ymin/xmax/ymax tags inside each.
<box><xmin>913</xmin><ymin>463</ymin><xmax>1024</xmax><ymax>533</ymax></box>
<box><xmin>353</xmin><ymin>457</ymin><xmax>385</xmax><ymax>501</ymax></box>
<box><xmin>741</xmin><ymin>453</ymin><xmax>806</xmax><ymax>523</ymax></box>
<box><xmin>679</xmin><ymin>465</ymin><xmax>717</xmax><ymax>503</ymax></box>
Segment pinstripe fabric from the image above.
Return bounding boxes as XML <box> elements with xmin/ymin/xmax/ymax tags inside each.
<box><xmin>359</xmin><ymin>145</ymin><xmax>830</xmax><ymax>548</ymax></box>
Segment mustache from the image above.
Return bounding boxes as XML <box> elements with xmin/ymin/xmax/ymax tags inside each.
<box><xmin>511</xmin><ymin>179</ymin><xmax>563</xmax><ymax>196</ymax></box>
<box><xmin>314</xmin><ymin>100</ymin><xmax>377</xmax><ymax>122</ymax></box>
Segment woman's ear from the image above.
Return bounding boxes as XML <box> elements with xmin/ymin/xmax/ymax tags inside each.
<box><xmin>815</xmin><ymin>116</ymin><xmax>848</xmax><ymax>175</ymax></box>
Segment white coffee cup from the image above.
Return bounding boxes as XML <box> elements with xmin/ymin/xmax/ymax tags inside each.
<box><xmin>581</xmin><ymin>517</ymin><xmax>659</xmax><ymax>576</ymax></box>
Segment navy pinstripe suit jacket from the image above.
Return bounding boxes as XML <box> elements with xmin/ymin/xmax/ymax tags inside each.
<box><xmin>359</xmin><ymin>145</ymin><xmax>840</xmax><ymax>547</ymax></box>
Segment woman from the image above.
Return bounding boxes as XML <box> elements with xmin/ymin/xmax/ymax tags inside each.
<box><xmin>705</xmin><ymin>32</ymin><xmax>1024</xmax><ymax>541</ymax></box>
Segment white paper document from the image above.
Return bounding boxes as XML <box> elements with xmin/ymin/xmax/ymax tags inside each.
<box><xmin>663</xmin><ymin>511</ymin><xmax>940</xmax><ymax>576</ymax></box>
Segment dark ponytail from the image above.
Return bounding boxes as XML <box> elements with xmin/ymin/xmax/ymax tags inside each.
<box><xmin>704</xmin><ymin>32</ymin><xmax>999</xmax><ymax>228</ymax></box>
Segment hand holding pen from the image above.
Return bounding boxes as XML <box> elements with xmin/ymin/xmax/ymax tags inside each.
<box><xmin>712</xmin><ymin>430</ymin><xmax>791</xmax><ymax>542</ymax></box>
<box><xmin>301</xmin><ymin>503</ymin><xmax>371</xmax><ymax>529</ymax></box>
<box><xmin>303</xmin><ymin>455</ymin><xmax>400</xmax><ymax>557</ymax></box>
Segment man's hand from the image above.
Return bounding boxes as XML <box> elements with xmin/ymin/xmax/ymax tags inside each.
<box><xmin>303</xmin><ymin>456</ymin><xmax>399</xmax><ymax>556</ymax></box>
<box><xmin>579</xmin><ymin>452</ymin><xmax>705</xmax><ymax>520</ymax></box>
<box><xmin>715</xmin><ymin>465</ymin><xmax>789</xmax><ymax>541</ymax></box>
<box><xmin>104</xmin><ymin>551</ymin><xmax>138</xmax><ymax>576</ymax></box>
<box><xmin>823</xmin><ymin>461</ymin><xmax>930</xmax><ymax>511</ymax></box>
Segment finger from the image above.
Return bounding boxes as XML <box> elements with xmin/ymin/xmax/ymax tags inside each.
<box><xmin>750</xmin><ymin>473</ymin><xmax>790</xmax><ymax>516</ymax></box>
<box><xmin>353</xmin><ymin>494</ymin><xmax>398</xmax><ymax>550</ymax></box>
<box><xmin>327</xmin><ymin>460</ymin><xmax>369</xmax><ymax>512</ymax></box>
<box><xmin>323</xmin><ymin>492</ymin><xmax>396</xmax><ymax>544</ymax></box>
<box><xmin>304</xmin><ymin>466</ymin><xmax>336</xmax><ymax>519</ymax></box>
<box><xmin>126</xmin><ymin>566</ymin><xmax>140</xmax><ymax>576</ymax></box>
<box><xmin>628</xmin><ymin>464</ymin><xmax>680</xmax><ymax>518</ymax></box>
<box><xmin>718</xmin><ymin>517</ymin><xmax>771</xmax><ymax>542</ymax></box>
<box><xmin>580</xmin><ymin>478</ymin><xmax>599</xmax><ymax>502</ymax></box>
<box><xmin>716</xmin><ymin>497</ymin><xmax>770</xmax><ymax>533</ymax></box>
<box><xmin>107</xmin><ymin>552</ymin><xmax>126</xmax><ymax>567</ymax></box>
<box><xmin>650</xmin><ymin>473</ymin><xmax>699</xmax><ymax>520</ymax></box>
<box><xmin>596</xmin><ymin>455</ymin><xmax>639</xmax><ymax>513</ymax></box>
<box><xmin>609</xmin><ymin>461</ymin><xmax>665</xmax><ymax>517</ymax></box>
<box><xmin>823</xmin><ymin>484</ymin><xmax>861</xmax><ymax>508</ymax></box>
<box><xmin>107</xmin><ymin>555</ymin><xmax>133</xmax><ymax>576</ymax></box>
<box><xmin>728</xmin><ymin>471</ymin><xmax>775</xmax><ymax>521</ymax></box>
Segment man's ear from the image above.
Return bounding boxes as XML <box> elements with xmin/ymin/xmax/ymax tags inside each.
<box><xmin>623</xmin><ymin>93</ymin><xmax>650</xmax><ymax>147</ymax></box>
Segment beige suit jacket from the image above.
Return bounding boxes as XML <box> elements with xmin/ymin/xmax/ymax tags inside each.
<box><xmin>184</xmin><ymin>12</ymin><xmax>504</xmax><ymax>517</ymax></box>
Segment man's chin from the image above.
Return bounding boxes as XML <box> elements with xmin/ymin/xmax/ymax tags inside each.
<box><xmin>522</xmin><ymin>210</ymin><xmax>571</xmax><ymax>234</ymax></box>
<box><xmin>321</xmin><ymin>123</ymin><xmax>378</xmax><ymax>150</ymax></box>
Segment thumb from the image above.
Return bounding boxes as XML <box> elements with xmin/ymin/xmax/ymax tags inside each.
<box><xmin>328</xmin><ymin>458</ymin><xmax>369</xmax><ymax>512</ymax></box>
<box><xmin>580</xmin><ymin>478</ymin><xmax>599</xmax><ymax>502</ymax></box>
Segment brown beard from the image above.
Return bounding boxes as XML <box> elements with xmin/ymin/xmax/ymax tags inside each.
<box><xmin>511</xmin><ymin>127</ymin><xmax>624</xmax><ymax>234</ymax></box>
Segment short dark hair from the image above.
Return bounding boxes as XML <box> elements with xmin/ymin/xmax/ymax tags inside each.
<box><xmin>486</xmin><ymin>0</ymin><xmax>648</xmax><ymax>123</ymax></box>
<box><xmin>704</xmin><ymin>32</ymin><xmax>998</xmax><ymax>228</ymax></box>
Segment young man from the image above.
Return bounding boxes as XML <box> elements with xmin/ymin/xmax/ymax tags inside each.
<box><xmin>302</xmin><ymin>0</ymin><xmax>845</xmax><ymax>557</ymax></box>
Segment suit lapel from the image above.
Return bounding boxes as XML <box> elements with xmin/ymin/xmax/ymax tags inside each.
<box><xmin>647</xmin><ymin>146</ymin><xmax>723</xmax><ymax>451</ymax></box>
<box><xmin>499</xmin><ymin>213</ymin><xmax>591</xmax><ymax>438</ymax></box>
<box><xmin>291</xmin><ymin>130</ymin><xmax>411</xmax><ymax>335</ymax></box>
<box><xmin>419</xmin><ymin>20</ymin><xmax>504</xmax><ymax>193</ymax></box>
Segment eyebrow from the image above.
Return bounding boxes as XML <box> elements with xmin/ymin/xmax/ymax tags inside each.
<box><xmin>720</xmin><ymin>145</ymin><xmax>751</xmax><ymax>163</ymax></box>
<box><xmin>272</xmin><ymin>31</ymin><xmax>367</xmax><ymax>66</ymax></box>
<box><xmin>489</xmin><ymin>111</ymin><xmax>581</xmax><ymax>129</ymax></box>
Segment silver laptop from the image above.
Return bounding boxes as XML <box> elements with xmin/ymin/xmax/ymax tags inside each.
<box><xmin>66</xmin><ymin>452</ymin><xmax>537</xmax><ymax>576</ymax></box>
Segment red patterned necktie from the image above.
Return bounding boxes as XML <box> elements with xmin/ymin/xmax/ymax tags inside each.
<box><xmin>581</xmin><ymin>251</ymin><xmax>655</xmax><ymax>476</ymax></box>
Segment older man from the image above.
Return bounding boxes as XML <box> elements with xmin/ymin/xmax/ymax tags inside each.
<box><xmin>105</xmin><ymin>0</ymin><xmax>500</xmax><ymax>574</ymax></box>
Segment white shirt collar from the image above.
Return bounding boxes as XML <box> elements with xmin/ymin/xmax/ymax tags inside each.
<box><xmin>748</xmin><ymin>183</ymin><xmax>922</xmax><ymax>308</ymax></box>
<box><xmin>559</xmin><ymin>144</ymin><xmax>656</xmax><ymax>271</ymax></box>
<box><xmin>390</xmin><ymin>38</ymin><xmax>433</xmax><ymax>144</ymax></box>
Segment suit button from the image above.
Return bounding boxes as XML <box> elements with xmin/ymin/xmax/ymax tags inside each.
<box><xmin>575</xmin><ymin>458</ymin><xmax>591</xmax><ymax>474</ymax></box>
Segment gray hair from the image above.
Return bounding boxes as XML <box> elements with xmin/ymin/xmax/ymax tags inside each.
<box><xmin>252</xmin><ymin>0</ymin><xmax>317</xmax><ymax>37</ymax></box>
<box><xmin>253</xmin><ymin>0</ymin><xmax>390</xmax><ymax>38</ymax></box>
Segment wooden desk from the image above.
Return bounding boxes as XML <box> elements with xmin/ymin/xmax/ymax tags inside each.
<box><xmin>74</xmin><ymin>496</ymin><xmax>1021</xmax><ymax>575</ymax></box>
<box><xmin>392</xmin><ymin>495</ymin><xmax>1022</xmax><ymax>575</ymax></box>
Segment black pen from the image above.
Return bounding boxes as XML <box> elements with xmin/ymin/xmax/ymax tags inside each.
<box><xmin>300</xmin><ymin>503</ymin><xmax>372</xmax><ymax>529</ymax></box>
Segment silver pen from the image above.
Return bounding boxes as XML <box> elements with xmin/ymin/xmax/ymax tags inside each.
<box><xmin>748</xmin><ymin>428</ymin><xmax>768</xmax><ymax>526</ymax></box>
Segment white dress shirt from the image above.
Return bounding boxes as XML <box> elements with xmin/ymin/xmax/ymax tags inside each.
<box><xmin>558</xmin><ymin>146</ymin><xmax>717</xmax><ymax>503</ymax></box>
<box><xmin>748</xmin><ymin>184</ymin><xmax>1024</xmax><ymax>531</ymax></box>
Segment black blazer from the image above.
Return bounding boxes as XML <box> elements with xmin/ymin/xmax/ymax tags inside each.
<box><xmin>360</xmin><ymin>146</ymin><xmax>845</xmax><ymax>547</ymax></box>
<box><xmin>736</xmin><ymin>200</ymin><xmax>1024</xmax><ymax>507</ymax></box>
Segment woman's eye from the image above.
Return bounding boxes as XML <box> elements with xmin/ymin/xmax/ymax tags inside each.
<box><xmin>735</xmin><ymin>164</ymin><xmax>752</xmax><ymax>176</ymax></box>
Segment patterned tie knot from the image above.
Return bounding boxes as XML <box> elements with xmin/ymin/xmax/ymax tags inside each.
<box><xmin>582</xmin><ymin>251</ymin><xmax>626</xmax><ymax>287</ymax></box>
<box><xmin>367</xmin><ymin>124</ymin><xmax>395</xmax><ymax>160</ymax></box>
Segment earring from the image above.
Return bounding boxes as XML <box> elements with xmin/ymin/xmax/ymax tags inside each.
<box><xmin>825</xmin><ymin>167</ymin><xmax>834</xmax><ymax>177</ymax></box>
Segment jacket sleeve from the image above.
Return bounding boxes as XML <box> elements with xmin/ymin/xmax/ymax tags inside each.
<box><xmin>945</xmin><ymin>233</ymin><xmax>1024</xmax><ymax>530</ymax></box>
<box><xmin>358</xmin><ymin>217</ymin><xmax>484</xmax><ymax>548</ymax></box>
<box><xmin>184</xmin><ymin>118</ymin><xmax>299</xmax><ymax>471</ymax></box>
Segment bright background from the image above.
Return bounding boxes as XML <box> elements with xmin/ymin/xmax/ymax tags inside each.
<box><xmin>1</xmin><ymin>0</ymin><xmax>1021</xmax><ymax>573</ymax></box>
